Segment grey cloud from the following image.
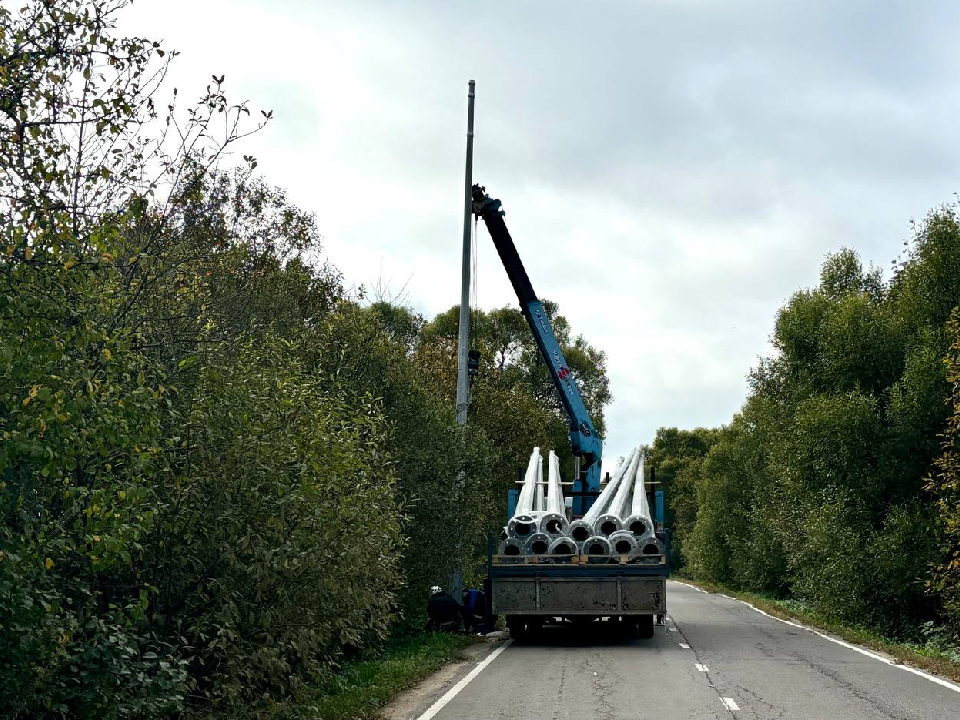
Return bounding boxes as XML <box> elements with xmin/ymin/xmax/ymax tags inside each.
<box><xmin>122</xmin><ymin>0</ymin><xmax>960</xmax><ymax>455</ymax></box>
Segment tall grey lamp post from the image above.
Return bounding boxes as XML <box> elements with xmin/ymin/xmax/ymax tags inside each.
<box><xmin>451</xmin><ymin>80</ymin><xmax>475</xmax><ymax>599</ymax></box>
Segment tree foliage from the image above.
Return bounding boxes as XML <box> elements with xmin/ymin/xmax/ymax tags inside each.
<box><xmin>928</xmin><ymin>309</ymin><xmax>960</xmax><ymax>629</ymax></box>
<box><xmin>645</xmin><ymin>427</ymin><xmax>718</xmax><ymax>568</ymax></box>
<box><xmin>658</xmin><ymin>228</ymin><xmax>960</xmax><ymax>637</ymax></box>
<box><xmin>0</xmin><ymin>3</ymin><xmax>612</xmax><ymax>716</ymax></box>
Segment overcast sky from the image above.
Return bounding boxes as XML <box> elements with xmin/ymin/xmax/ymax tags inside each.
<box><xmin>122</xmin><ymin>0</ymin><xmax>960</xmax><ymax>460</ymax></box>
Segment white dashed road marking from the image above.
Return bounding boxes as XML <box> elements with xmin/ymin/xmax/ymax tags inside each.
<box><xmin>721</xmin><ymin>697</ymin><xmax>740</xmax><ymax>711</ymax></box>
<box><xmin>695</xmin><ymin>663</ymin><xmax>709</xmax><ymax>672</ymax></box>
<box><xmin>679</xmin><ymin>642</ymin><xmax>690</xmax><ymax>649</ymax></box>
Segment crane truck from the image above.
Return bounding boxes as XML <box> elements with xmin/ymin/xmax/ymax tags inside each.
<box><xmin>472</xmin><ymin>184</ymin><xmax>668</xmax><ymax>640</ymax></box>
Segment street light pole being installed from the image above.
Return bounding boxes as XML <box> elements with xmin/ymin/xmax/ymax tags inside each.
<box><xmin>455</xmin><ymin>79</ymin><xmax>475</xmax><ymax>426</ymax></box>
<box><xmin>451</xmin><ymin>80</ymin><xmax>475</xmax><ymax>600</ymax></box>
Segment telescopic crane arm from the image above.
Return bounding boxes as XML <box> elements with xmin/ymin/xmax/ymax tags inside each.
<box><xmin>471</xmin><ymin>184</ymin><xmax>602</xmax><ymax>510</ymax></box>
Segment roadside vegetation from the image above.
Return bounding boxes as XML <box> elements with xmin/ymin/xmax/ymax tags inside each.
<box><xmin>652</xmin><ymin>215</ymin><xmax>960</xmax><ymax>657</ymax></box>
<box><xmin>279</xmin><ymin>633</ymin><xmax>476</xmax><ymax>720</ymax></box>
<box><xmin>0</xmin><ymin>2</ymin><xmax>607</xmax><ymax>718</ymax></box>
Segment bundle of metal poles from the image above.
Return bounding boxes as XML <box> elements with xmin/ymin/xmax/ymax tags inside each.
<box><xmin>499</xmin><ymin>446</ymin><xmax>664</xmax><ymax>558</ymax></box>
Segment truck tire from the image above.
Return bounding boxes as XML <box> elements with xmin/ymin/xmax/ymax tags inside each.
<box><xmin>507</xmin><ymin>616</ymin><xmax>527</xmax><ymax>641</ymax></box>
<box><xmin>526</xmin><ymin>616</ymin><xmax>543</xmax><ymax>638</ymax></box>
<box><xmin>637</xmin><ymin>614</ymin><xmax>654</xmax><ymax>639</ymax></box>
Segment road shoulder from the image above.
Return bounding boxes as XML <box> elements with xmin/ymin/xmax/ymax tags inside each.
<box><xmin>379</xmin><ymin>633</ymin><xmax>510</xmax><ymax>720</ymax></box>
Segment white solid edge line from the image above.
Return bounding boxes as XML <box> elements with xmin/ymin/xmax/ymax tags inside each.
<box><xmin>674</xmin><ymin>581</ymin><xmax>960</xmax><ymax>695</ymax></box>
<box><xmin>695</xmin><ymin>663</ymin><xmax>709</xmax><ymax>672</ymax></box>
<box><xmin>721</xmin><ymin>697</ymin><xmax>740</xmax><ymax>711</ymax></box>
<box><xmin>673</xmin><ymin>580</ymin><xmax>708</xmax><ymax>594</ymax></box>
<box><xmin>416</xmin><ymin>640</ymin><xmax>512</xmax><ymax>720</ymax></box>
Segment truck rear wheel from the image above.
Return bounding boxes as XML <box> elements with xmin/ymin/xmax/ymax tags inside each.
<box><xmin>526</xmin><ymin>616</ymin><xmax>544</xmax><ymax>638</ymax></box>
<box><xmin>636</xmin><ymin>614</ymin><xmax>654</xmax><ymax>639</ymax></box>
<box><xmin>506</xmin><ymin>616</ymin><xmax>527</xmax><ymax>641</ymax></box>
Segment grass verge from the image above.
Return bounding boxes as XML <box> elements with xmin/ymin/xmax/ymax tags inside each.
<box><xmin>676</xmin><ymin>577</ymin><xmax>960</xmax><ymax>684</ymax></box>
<box><xmin>285</xmin><ymin>632</ymin><xmax>478</xmax><ymax>720</ymax></box>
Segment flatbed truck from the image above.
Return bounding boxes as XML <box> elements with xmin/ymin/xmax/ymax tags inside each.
<box><xmin>471</xmin><ymin>185</ymin><xmax>668</xmax><ymax>640</ymax></box>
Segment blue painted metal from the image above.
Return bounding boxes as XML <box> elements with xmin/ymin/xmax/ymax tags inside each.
<box><xmin>472</xmin><ymin>185</ymin><xmax>603</xmax><ymax>514</ymax></box>
<box><xmin>664</xmin><ymin>528</ymin><xmax>671</xmax><ymax>576</ymax></box>
<box><xmin>507</xmin><ymin>489</ymin><xmax>519</xmax><ymax>521</ymax></box>
<box><xmin>655</xmin><ymin>490</ymin><xmax>665</xmax><ymax>525</ymax></box>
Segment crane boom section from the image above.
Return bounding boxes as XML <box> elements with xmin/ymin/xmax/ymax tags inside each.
<box><xmin>471</xmin><ymin>185</ymin><xmax>602</xmax><ymax>476</ymax></box>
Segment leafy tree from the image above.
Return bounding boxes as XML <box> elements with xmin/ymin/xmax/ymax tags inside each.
<box><xmin>646</xmin><ymin>426</ymin><xmax>719</xmax><ymax>568</ymax></box>
<box><xmin>1</xmin><ymin>2</ymin><xmax>396</xmax><ymax>716</ymax></box>
<box><xmin>928</xmin><ymin>309</ymin><xmax>960</xmax><ymax>633</ymax></box>
<box><xmin>672</xmin><ymin>220</ymin><xmax>960</xmax><ymax>636</ymax></box>
<box><xmin>378</xmin><ymin>299</ymin><xmax>612</xmax><ymax>617</ymax></box>
<box><xmin>422</xmin><ymin>302</ymin><xmax>611</xmax><ymax>441</ymax></box>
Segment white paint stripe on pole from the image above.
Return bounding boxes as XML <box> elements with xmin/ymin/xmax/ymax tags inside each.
<box><xmin>721</xmin><ymin>697</ymin><xmax>740</xmax><ymax>711</ymax></box>
<box><xmin>679</xmin><ymin>642</ymin><xmax>690</xmax><ymax>649</ymax></box>
<box><xmin>695</xmin><ymin>663</ymin><xmax>709</xmax><ymax>672</ymax></box>
<box><xmin>679</xmin><ymin>581</ymin><xmax>960</xmax><ymax>695</ymax></box>
<box><xmin>415</xmin><ymin>640</ymin><xmax>512</xmax><ymax>720</ymax></box>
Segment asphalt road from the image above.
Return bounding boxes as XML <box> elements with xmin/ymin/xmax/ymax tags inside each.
<box><xmin>421</xmin><ymin>580</ymin><xmax>960</xmax><ymax>720</ymax></box>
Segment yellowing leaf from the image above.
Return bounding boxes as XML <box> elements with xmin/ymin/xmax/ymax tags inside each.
<box><xmin>103</xmin><ymin>348</ymin><xmax>111</xmax><ymax>360</ymax></box>
<box><xmin>24</xmin><ymin>245</ymin><xmax>33</xmax><ymax>260</ymax></box>
<box><xmin>118</xmin><ymin>490</ymin><xmax>126</xmax><ymax>500</ymax></box>
<box><xmin>64</xmin><ymin>257</ymin><xmax>77</xmax><ymax>270</ymax></box>
<box><xmin>44</xmin><ymin>558</ymin><xmax>54</xmax><ymax>570</ymax></box>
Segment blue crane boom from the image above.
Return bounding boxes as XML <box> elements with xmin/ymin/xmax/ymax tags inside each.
<box><xmin>471</xmin><ymin>184</ymin><xmax>602</xmax><ymax>513</ymax></box>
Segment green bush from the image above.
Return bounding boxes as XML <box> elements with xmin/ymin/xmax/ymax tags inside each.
<box><xmin>664</xmin><ymin>225</ymin><xmax>960</xmax><ymax>638</ymax></box>
<box><xmin>928</xmin><ymin>309</ymin><xmax>960</xmax><ymax>632</ymax></box>
<box><xmin>0</xmin><ymin>3</ymin><xmax>614</xmax><ymax>716</ymax></box>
